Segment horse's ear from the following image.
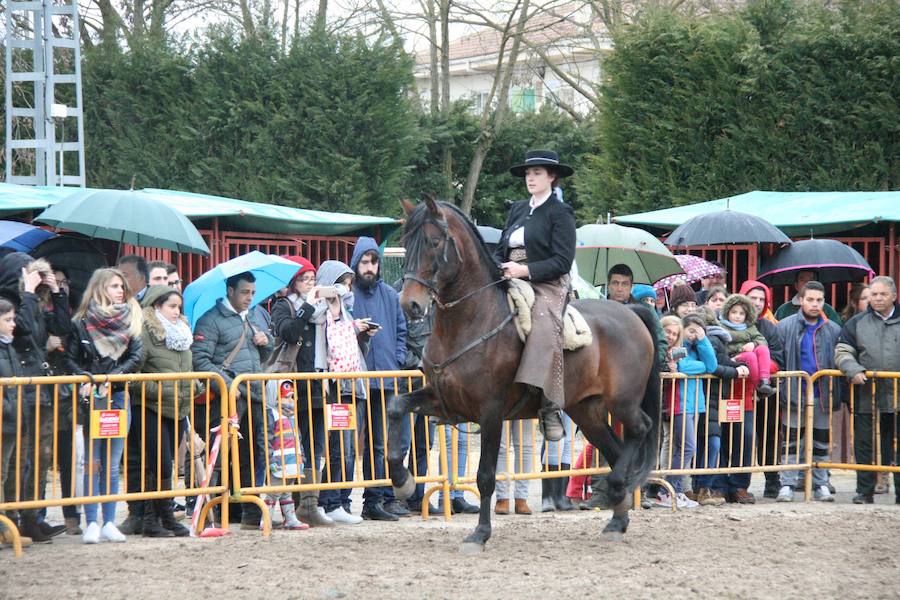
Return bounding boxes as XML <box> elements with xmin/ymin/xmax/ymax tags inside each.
<box><xmin>423</xmin><ymin>193</ymin><xmax>441</xmax><ymax>218</ymax></box>
<box><xmin>400</xmin><ymin>199</ymin><xmax>416</xmax><ymax>216</ymax></box>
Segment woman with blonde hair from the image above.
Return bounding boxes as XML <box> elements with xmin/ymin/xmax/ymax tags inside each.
<box><xmin>65</xmin><ymin>268</ymin><xmax>143</xmax><ymax>544</ymax></box>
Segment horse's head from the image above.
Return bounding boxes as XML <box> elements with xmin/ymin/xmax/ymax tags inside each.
<box><xmin>400</xmin><ymin>195</ymin><xmax>460</xmax><ymax>320</ymax></box>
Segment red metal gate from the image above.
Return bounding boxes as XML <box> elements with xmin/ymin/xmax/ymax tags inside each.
<box><xmin>123</xmin><ymin>228</ymin><xmax>358</xmax><ymax>285</ymax></box>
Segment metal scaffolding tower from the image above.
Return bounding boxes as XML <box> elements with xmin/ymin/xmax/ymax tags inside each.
<box><xmin>4</xmin><ymin>0</ymin><xmax>86</xmax><ymax>186</ymax></box>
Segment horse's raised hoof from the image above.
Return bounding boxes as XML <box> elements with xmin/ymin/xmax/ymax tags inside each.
<box><xmin>392</xmin><ymin>470</ymin><xmax>416</xmax><ymax>500</ymax></box>
<box><xmin>459</xmin><ymin>541</ymin><xmax>485</xmax><ymax>555</ymax></box>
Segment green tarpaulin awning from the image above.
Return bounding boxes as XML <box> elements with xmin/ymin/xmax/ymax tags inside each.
<box><xmin>614</xmin><ymin>190</ymin><xmax>900</xmax><ymax>236</ymax></box>
<box><xmin>0</xmin><ymin>182</ymin><xmax>399</xmax><ymax>238</ymax></box>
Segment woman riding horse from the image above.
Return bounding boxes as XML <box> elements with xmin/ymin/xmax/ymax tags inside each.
<box><xmin>492</xmin><ymin>149</ymin><xmax>576</xmax><ymax>442</ymax></box>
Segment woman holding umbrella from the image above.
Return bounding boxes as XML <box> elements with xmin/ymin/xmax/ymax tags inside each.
<box><xmin>492</xmin><ymin>149</ymin><xmax>576</xmax><ymax>442</ymax></box>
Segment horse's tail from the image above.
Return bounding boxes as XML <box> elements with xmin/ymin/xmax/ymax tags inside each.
<box><xmin>625</xmin><ymin>303</ymin><xmax>661</xmax><ymax>491</ymax></box>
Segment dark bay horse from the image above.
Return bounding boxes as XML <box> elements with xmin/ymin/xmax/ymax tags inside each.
<box><xmin>387</xmin><ymin>197</ymin><xmax>660</xmax><ymax>552</ymax></box>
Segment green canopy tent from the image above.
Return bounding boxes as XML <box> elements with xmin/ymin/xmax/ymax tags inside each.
<box><xmin>0</xmin><ymin>182</ymin><xmax>400</xmax><ymax>238</ymax></box>
<box><xmin>614</xmin><ymin>191</ymin><xmax>900</xmax><ymax>237</ymax></box>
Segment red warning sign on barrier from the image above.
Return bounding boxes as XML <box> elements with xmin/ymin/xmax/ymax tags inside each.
<box><xmin>326</xmin><ymin>403</ymin><xmax>356</xmax><ymax>430</ymax></box>
<box><xmin>718</xmin><ymin>399</ymin><xmax>744</xmax><ymax>423</ymax></box>
<box><xmin>90</xmin><ymin>409</ymin><xmax>128</xmax><ymax>438</ymax></box>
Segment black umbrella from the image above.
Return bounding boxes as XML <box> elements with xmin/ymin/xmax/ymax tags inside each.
<box><xmin>666</xmin><ymin>210</ymin><xmax>792</xmax><ymax>247</ymax></box>
<box><xmin>32</xmin><ymin>236</ymin><xmax>110</xmax><ymax>307</ymax></box>
<box><xmin>757</xmin><ymin>238</ymin><xmax>874</xmax><ymax>286</ymax></box>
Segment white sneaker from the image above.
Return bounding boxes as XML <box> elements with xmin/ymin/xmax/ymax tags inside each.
<box><xmin>326</xmin><ymin>506</ymin><xmax>363</xmax><ymax>524</ymax></box>
<box><xmin>814</xmin><ymin>485</ymin><xmax>834</xmax><ymax>502</ymax></box>
<box><xmin>315</xmin><ymin>506</ymin><xmax>336</xmax><ymax>525</ymax></box>
<box><xmin>675</xmin><ymin>492</ymin><xmax>699</xmax><ymax>509</ymax></box>
<box><xmin>82</xmin><ymin>521</ymin><xmax>101</xmax><ymax>544</ymax></box>
<box><xmin>654</xmin><ymin>492</ymin><xmax>673</xmax><ymax>508</ymax></box>
<box><xmin>100</xmin><ymin>522</ymin><xmax>126</xmax><ymax>543</ymax></box>
<box><xmin>776</xmin><ymin>485</ymin><xmax>794</xmax><ymax>502</ymax></box>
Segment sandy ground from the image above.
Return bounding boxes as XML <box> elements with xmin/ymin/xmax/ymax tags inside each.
<box><xmin>2</xmin><ymin>471</ymin><xmax>899</xmax><ymax>600</ymax></box>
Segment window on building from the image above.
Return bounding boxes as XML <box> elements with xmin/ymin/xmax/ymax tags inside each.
<box><xmin>553</xmin><ymin>86</ymin><xmax>575</xmax><ymax>109</ymax></box>
<box><xmin>470</xmin><ymin>91</ymin><xmax>491</xmax><ymax>114</ymax></box>
<box><xmin>510</xmin><ymin>88</ymin><xmax>536</xmax><ymax>113</ymax></box>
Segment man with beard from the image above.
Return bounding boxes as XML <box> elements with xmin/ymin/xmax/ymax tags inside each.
<box><xmin>350</xmin><ymin>237</ymin><xmax>408</xmax><ymax>521</ymax></box>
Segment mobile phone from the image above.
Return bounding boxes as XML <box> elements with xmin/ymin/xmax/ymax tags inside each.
<box><xmin>670</xmin><ymin>347</ymin><xmax>688</xmax><ymax>360</ymax></box>
<box><xmin>319</xmin><ymin>286</ymin><xmax>337</xmax><ymax>298</ymax></box>
<box><xmin>366</xmin><ymin>321</ymin><xmax>382</xmax><ymax>330</ymax></box>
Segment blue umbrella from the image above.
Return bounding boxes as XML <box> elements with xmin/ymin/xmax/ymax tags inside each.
<box><xmin>183</xmin><ymin>251</ymin><xmax>302</xmax><ymax>328</ymax></box>
<box><xmin>0</xmin><ymin>221</ymin><xmax>56</xmax><ymax>252</ymax></box>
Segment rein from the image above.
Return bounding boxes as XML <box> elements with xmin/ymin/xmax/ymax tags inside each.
<box><xmin>402</xmin><ymin>273</ymin><xmax>507</xmax><ymax>310</ymax></box>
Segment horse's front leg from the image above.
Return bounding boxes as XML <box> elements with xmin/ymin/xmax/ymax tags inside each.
<box><xmin>387</xmin><ymin>387</ymin><xmax>431</xmax><ymax>499</ymax></box>
<box><xmin>460</xmin><ymin>415</ymin><xmax>502</xmax><ymax>554</ymax></box>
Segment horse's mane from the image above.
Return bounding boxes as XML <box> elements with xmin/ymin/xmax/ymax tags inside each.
<box><xmin>403</xmin><ymin>200</ymin><xmax>505</xmax><ymax>283</ymax></box>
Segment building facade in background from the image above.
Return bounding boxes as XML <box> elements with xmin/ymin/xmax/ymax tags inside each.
<box><xmin>414</xmin><ymin>8</ymin><xmax>610</xmax><ymax>116</ymax></box>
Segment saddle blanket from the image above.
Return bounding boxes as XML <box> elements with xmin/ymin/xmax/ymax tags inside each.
<box><xmin>506</xmin><ymin>278</ymin><xmax>592</xmax><ymax>351</ymax></box>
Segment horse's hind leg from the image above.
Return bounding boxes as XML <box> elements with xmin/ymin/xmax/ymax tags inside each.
<box><xmin>569</xmin><ymin>399</ymin><xmax>645</xmax><ymax>541</ymax></box>
<box><xmin>460</xmin><ymin>414</ymin><xmax>502</xmax><ymax>554</ymax></box>
<box><xmin>604</xmin><ymin>402</ymin><xmax>653</xmax><ymax>540</ymax></box>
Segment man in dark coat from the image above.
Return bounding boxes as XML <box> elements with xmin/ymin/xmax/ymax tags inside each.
<box><xmin>835</xmin><ymin>276</ymin><xmax>900</xmax><ymax>504</ymax></box>
<box><xmin>776</xmin><ymin>281</ymin><xmax>842</xmax><ymax>503</ymax></box>
<box><xmin>192</xmin><ymin>271</ymin><xmax>273</xmax><ymax>528</ymax></box>
<box><xmin>350</xmin><ymin>237</ymin><xmax>408</xmax><ymax>520</ymax></box>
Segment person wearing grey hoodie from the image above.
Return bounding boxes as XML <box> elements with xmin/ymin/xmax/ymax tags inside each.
<box><xmin>310</xmin><ymin>260</ymin><xmax>374</xmax><ymax>524</ymax></box>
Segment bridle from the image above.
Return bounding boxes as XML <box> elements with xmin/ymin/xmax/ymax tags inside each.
<box><xmin>402</xmin><ymin>216</ymin><xmax>505</xmax><ymax>311</ymax></box>
<box><xmin>401</xmin><ymin>209</ymin><xmax>514</xmax><ymax>423</ymax></box>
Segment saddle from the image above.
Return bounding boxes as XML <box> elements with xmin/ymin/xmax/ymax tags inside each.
<box><xmin>506</xmin><ymin>278</ymin><xmax>592</xmax><ymax>352</ymax></box>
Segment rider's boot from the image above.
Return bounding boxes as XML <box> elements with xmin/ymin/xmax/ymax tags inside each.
<box><xmin>538</xmin><ymin>399</ymin><xmax>565</xmax><ymax>442</ymax></box>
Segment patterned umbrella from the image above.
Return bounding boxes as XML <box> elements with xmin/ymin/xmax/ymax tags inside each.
<box><xmin>653</xmin><ymin>254</ymin><xmax>723</xmax><ymax>290</ymax></box>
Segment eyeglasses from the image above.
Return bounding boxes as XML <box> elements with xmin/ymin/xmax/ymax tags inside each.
<box><xmin>168</xmin><ymin>280</ymin><xmax>182</xmax><ymax>287</ymax></box>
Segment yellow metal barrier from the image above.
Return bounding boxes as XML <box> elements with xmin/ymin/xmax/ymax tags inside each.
<box><xmin>811</xmin><ymin>370</ymin><xmax>900</xmax><ymax>485</ymax></box>
<box><xmin>653</xmin><ymin>371</ymin><xmax>816</xmax><ymax>502</ymax></box>
<box><xmin>445</xmin><ymin>371</ymin><xmax>818</xmax><ymax>513</ymax></box>
<box><xmin>226</xmin><ymin>370</ymin><xmax>452</xmax><ymax>536</ymax></box>
<box><xmin>0</xmin><ymin>372</ymin><xmax>229</xmax><ymax>557</ymax></box>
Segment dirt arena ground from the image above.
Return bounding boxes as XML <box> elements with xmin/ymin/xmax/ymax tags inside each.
<box><xmin>3</xmin><ymin>471</ymin><xmax>899</xmax><ymax>600</ymax></box>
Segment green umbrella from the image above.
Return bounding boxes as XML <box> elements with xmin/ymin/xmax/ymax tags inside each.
<box><xmin>35</xmin><ymin>189</ymin><xmax>210</xmax><ymax>256</ymax></box>
<box><xmin>576</xmin><ymin>223</ymin><xmax>682</xmax><ymax>285</ymax></box>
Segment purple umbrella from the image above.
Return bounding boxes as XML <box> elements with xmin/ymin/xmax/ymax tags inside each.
<box><xmin>653</xmin><ymin>254</ymin><xmax>723</xmax><ymax>291</ymax></box>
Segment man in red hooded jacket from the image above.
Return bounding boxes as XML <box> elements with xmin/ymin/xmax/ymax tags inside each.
<box><xmin>740</xmin><ymin>280</ymin><xmax>785</xmax><ymax>498</ymax></box>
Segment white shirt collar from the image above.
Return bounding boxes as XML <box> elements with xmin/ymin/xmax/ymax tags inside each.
<box><xmin>529</xmin><ymin>189</ymin><xmax>553</xmax><ymax>212</ymax></box>
<box><xmin>877</xmin><ymin>306</ymin><xmax>896</xmax><ymax>321</ymax></box>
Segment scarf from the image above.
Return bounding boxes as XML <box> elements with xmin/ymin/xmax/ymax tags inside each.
<box><xmin>287</xmin><ymin>292</ymin><xmax>306</xmax><ymax>313</ymax></box>
<box><xmin>85</xmin><ymin>300</ymin><xmax>132</xmax><ymax>360</ymax></box>
<box><xmin>156</xmin><ymin>310</ymin><xmax>193</xmax><ymax>351</ymax></box>
<box><xmin>719</xmin><ymin>317</ymin><xmax>747</xmax><ymax>331</ymax></box>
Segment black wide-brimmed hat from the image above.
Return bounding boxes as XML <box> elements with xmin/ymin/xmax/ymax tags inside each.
<box><xmin>508</xmin><ymin>149</ymin><xmax>574</xmax><ymax>178</ymax></box>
